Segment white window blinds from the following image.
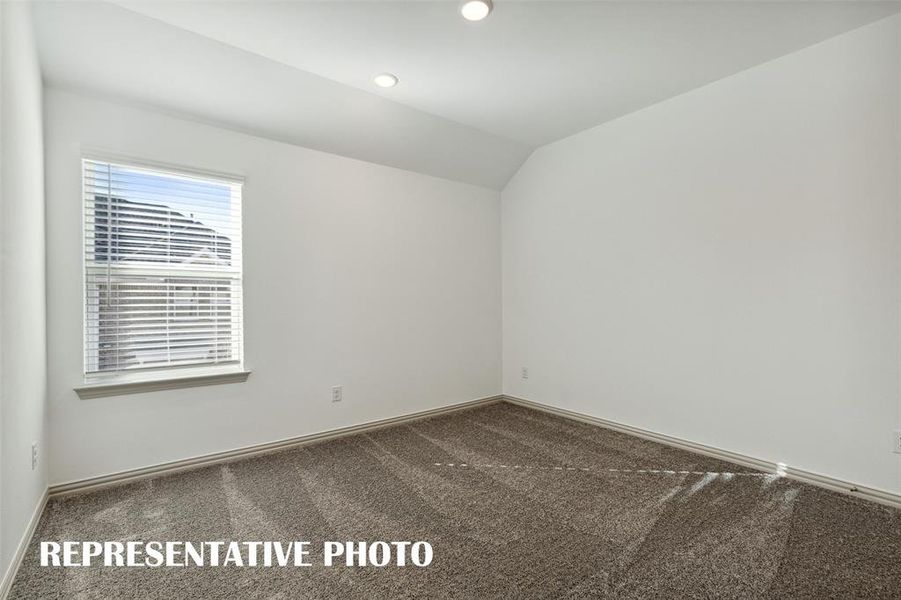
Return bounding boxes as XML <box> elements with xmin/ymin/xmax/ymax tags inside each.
<box><xmin>83</xmin><ymin>158</ymin><xmax>244</xmax><ymax>376</ymax></box>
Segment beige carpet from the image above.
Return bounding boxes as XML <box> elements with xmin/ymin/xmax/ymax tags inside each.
<box><xmin>10</xmin><ymin>401</ymin><xmax>901</xmax><ymax>598</ymax></box>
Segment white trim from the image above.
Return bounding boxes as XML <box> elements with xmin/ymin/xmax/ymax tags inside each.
<box><xmin>79</xmin><ymin>154</ymin><xmax>246</xmax><ymax>382</ymax></box>
<box><xmin>0</xmin><ymin>488</ymin><xmax>48</xmax><ymax>600</ymax></box>
<box><xmin>50</xmin><ymin>395</ymin><xmax>503</xmax><ymax>497</ymax></box>
<box><xmin>75</xmin><ymin>368</ymin><xmax>251</xmax><ymax>399</ymax></box>
<box><xmin>503</xmin><ymin>395</ymin><xmax>901</xmax><ymax>511</ymax></box>
<box><xmin>13</xmin><ymin>392</ymin><xmax>894</xmax><ymax>597</ymax></box>
<box><xmin>80</xmin><ymin>148</ymin><xmax>245</xmax><ymax>184</ymax></box>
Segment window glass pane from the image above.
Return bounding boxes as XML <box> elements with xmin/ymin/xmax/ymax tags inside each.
<box><xmin>84</xmin><ymin>159</ymin><xmax>243</xmax><ymax>376</ymax></box>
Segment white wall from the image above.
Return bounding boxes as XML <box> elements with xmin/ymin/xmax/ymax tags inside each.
<box><xmin>0</xmin><ymin>0</ymin><xmax>47</xmax><ymax>580</ymax></box>
<box><xmin>503</xmin><ymin>16</ymin><xmax>901</xmax><ymax>494</ymax></box>
<box><xmin>36</xmin><ymin>6</ymin><xmax>901</xmax><ymax>501</ymax></box>
<box><xmin>45</xmin><ymin>88</ymin><xmax>501</xmax><ymax>486</ymax></box>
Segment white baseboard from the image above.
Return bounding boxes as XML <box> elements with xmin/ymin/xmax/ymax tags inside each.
<box><xmin>0</xmin><ymin>487</ymin><xmax>48</xmax><ymax>600</ymax></box>
<box><xmin>49</xmin><ymin>394</ymin><xmax>504</xmax><ymax>498</ymax></box>
<box><xmin>503</xmin><ymin>395</ymin><xmax>901</xmax><ymax>511</ymax></box>
<box><xmin>26</xmin><ymin>391</ymin><xmax>897</xmax><ymax>595</ymax></box>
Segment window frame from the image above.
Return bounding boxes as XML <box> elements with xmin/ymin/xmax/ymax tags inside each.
<box><xmin>76</xmin><ymin>152</ymin><xmax>249</xmax><ymax>398</ymax></box>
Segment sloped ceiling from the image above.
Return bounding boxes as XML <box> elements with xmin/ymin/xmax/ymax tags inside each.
<box><xmin>33</xmin><ymin>1</ymin><xmax>530</xmax><ymax>189</ymax></box>
<box><xmin>33</xmin><ymin>1</ymin><xmax>901</xmax><ymax>189</ymax></box>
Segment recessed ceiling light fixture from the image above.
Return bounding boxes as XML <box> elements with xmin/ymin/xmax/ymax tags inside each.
<box><xmin>373</xmin><ymin>73</ymin><xmax>399</xmax><ymax>88</ymax></box>
<box><xmin>461</xmin><ymin>0</ymin><xmax>492</xmax><ymax>21</ymax></box>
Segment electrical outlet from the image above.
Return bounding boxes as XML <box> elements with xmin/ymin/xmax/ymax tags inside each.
<box><xmin>893</xmin><ymin>430</ymin><xmax>901</xmax><ymax>454</ymax></box>
<box><xmin>31</xmin><ymin>442</ymin><xmax>38</xmax><ymax>470</ymax></box>
<box><xmin>331</xmin><ymin>385</ymin><xmax>343</xmax><ymax>403</ymax></box>
<box><xmin>521</xmin><ymin>367</ymin><xmax>529</xmax><ymax>380</ymax></box>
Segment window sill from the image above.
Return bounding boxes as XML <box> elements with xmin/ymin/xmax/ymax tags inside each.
<box><xmin>75</xmin><ymin>368</ymin><xmax>251</xmax><ymax>399</ymax></box>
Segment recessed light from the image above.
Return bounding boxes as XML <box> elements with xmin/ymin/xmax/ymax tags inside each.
<box><xmin>461</xmin><ymin>0</ymin><xmax>492</xmax><ymax>21</ymax></box>
<box><xmin>373</xmin><ymin>73</ymin><xmax>399</xmax><ymax>88</ymax></box>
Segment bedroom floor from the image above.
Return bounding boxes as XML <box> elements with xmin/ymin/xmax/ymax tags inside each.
<box><xmin>10</xmin><ymin>401</ymin><xmax>901</xmax><ymax>599</ymax></box>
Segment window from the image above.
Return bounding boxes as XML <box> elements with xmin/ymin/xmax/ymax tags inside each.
<box><xmin>83</xmin><ymin>158</ymin><xmax>244</xmax><ymax>381</ymax></box>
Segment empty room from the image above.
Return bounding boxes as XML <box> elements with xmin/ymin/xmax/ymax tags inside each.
<box><xmin>2</xmin><ymin>0</ymin><xmax>901</xmax><ymax>598</ymax></box>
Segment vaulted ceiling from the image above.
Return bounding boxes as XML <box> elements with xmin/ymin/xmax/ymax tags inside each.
<box><xmin>33</xmin><ymin>1</ymin><xmax>901</xmax><ymax>189</ymax></box>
